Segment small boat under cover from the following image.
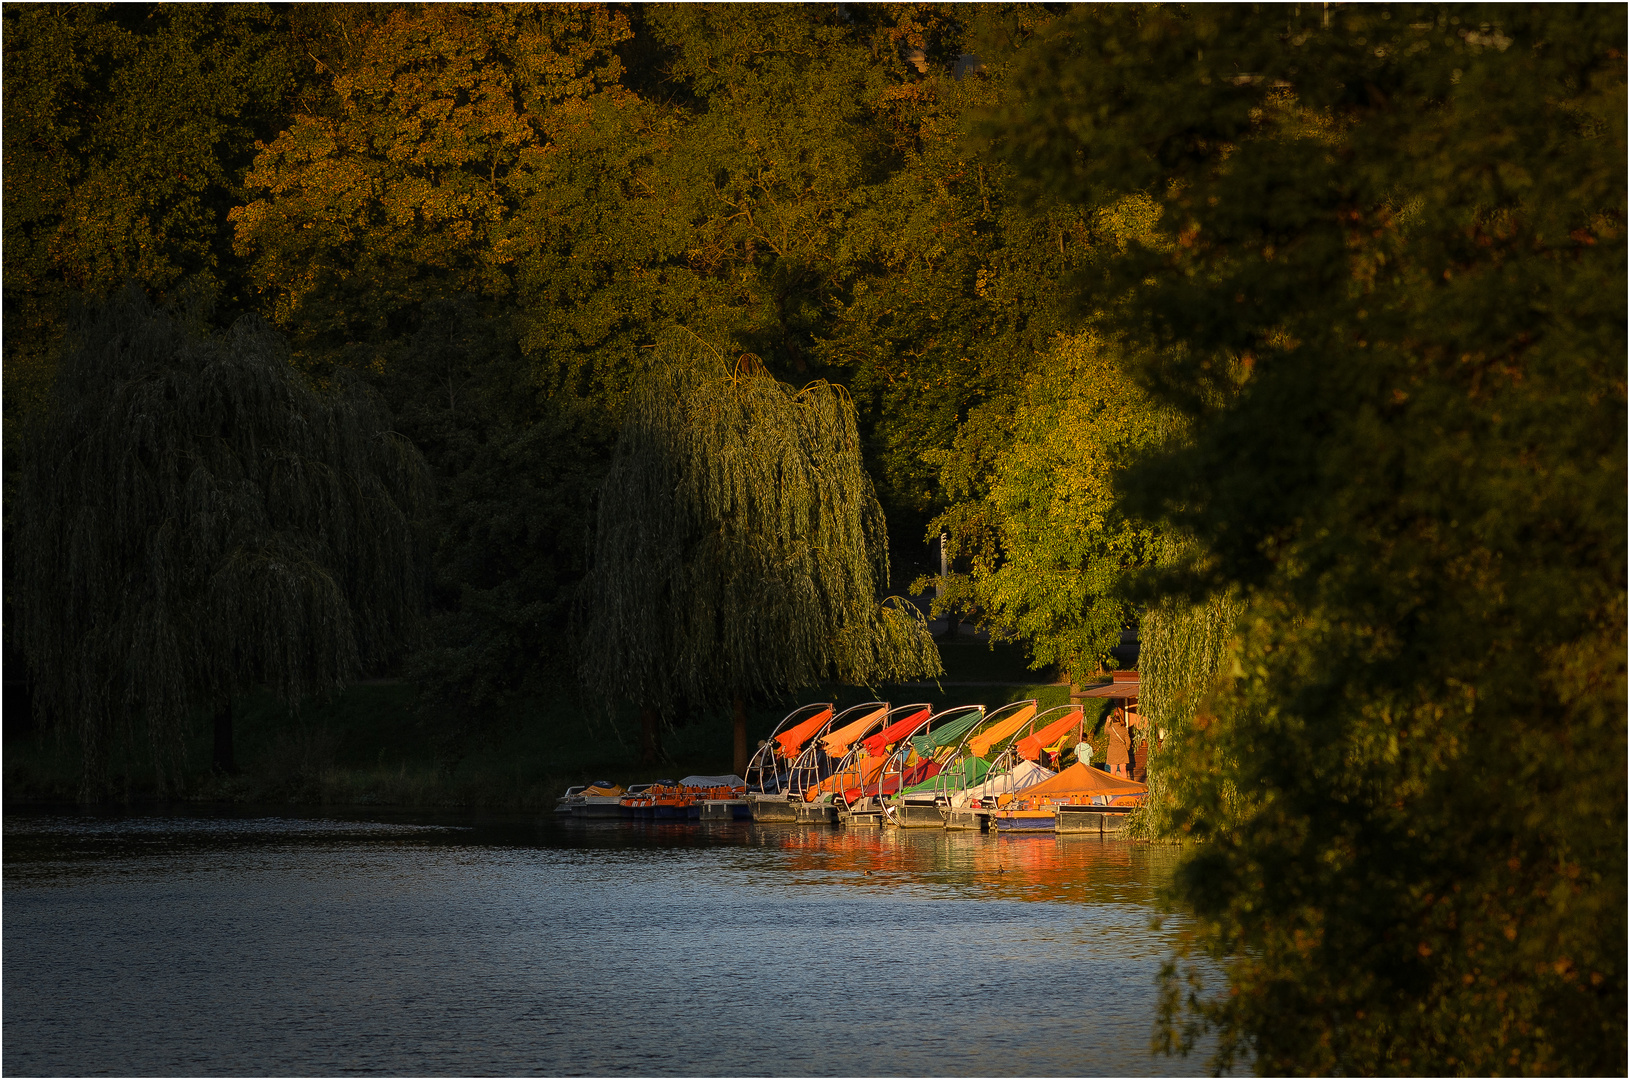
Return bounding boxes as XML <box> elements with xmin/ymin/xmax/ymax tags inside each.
<box><xmin>989</xmin><ymin>763</ymin><xmax>1147</xmax><ymax>832</ymax></box>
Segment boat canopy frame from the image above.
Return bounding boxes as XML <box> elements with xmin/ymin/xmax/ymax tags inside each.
<box><xmin>801</xmin><ymin>702</ymin><xmax>929</xmax><ymax>804</ymax></box>
<box><xmin>744</xmin><ymin>702</ymin><xmax>834</xmax><ymax>794</ymax></box>
<box><xmin>846</xmin><ymin>703</ymin><xmax>984</xmax><ymax>816</ymax></box>
<box><xmin>785</xmin><ymin>701</ymin><xmax>893</xmax><ymax>800</ymax></box>
<box><xmin>892</xmin><ymin>698</ymin><xmax>1038</xmax><ymax>805</ymax></box>
<box><xmin>935</xmin><ymin>702</ymin><xmax>1086</xmax><ymax>806</ymax></box>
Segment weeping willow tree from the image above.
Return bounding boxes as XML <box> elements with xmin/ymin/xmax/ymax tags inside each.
<box><xmin>578</xmin><ymin>328</ymin><xmax>941</xmax><ymax>769</ymax></box>
<box><xmin>15</xmin><ymin>288</ymin><xmax>430</xmax><ymax>799</ymax></box>
<box><xmin>1128</xmin><ymin>575</ymin><xmax>1245</xmax><ymax>841</ymax></box>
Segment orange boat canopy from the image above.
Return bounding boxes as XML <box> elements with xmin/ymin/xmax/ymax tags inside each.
<box><xmin>966</xmin><ymin>704</ymin><xmax>1038</xmax><ymax>758</ymax></box>
<box><xmin>775</xmin><ymin>707</ymin><xmax>833</xmax><ymax>760</ymax></box>
<box><xmin>1017</xmin><ymin>707</ymin><xmax>1084</xmax><ymax>761</ymax></box>
<box><xmin>805</xmin><ymin>756</ymin><xmax>887</xmax><ymax>800</ymax></box>
<box><xmin>1013</xmin><ymin>761</ymin><xmax>1146</xmax><ymax>801</ymax></box>
<box><xmin>860</xmin><ymin>707</ymin><xmax>931</xmax><ymax>758</ymax></box>
<box><xmin>821</xmin><ymin>705</ymin><xmax>890</xmax><ymax>759</ymax></box>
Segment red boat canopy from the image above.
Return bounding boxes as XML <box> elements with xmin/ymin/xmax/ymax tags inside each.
<box><xmin>843</xmin><ymin>759</ymin><xmax>941</xmax><ymax>802</ymax></box>
<box><xmin>860</xmin><ymin>707</ymin><xmax>931</xmax><ymax>758</ymax></box>
<box><xmin>1016</xmin><ymin>706</ymin><xmax>1084</xmax><ymax>761</ymax></box>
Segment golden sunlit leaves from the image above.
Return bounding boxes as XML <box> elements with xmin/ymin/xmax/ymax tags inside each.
<box><xmin>231</xmin><ymin>5</ymin><xmax>632</xmax><ymax>342</ymax></box>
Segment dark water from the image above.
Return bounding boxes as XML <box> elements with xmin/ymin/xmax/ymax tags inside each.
<box><xmin>3</xmin><ymin>810</ymin><xmax>1212</xmax><ymax>1076</ymax></box>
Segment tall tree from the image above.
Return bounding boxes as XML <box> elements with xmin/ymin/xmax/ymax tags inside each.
<box><xmin>230</xmin><ymin>4</ymin><xmax>667</xmax><ymax>735</ymax></box>
<box><xmin>927</xmin><ymin>330</ymin><xmax>1171</xmax><ymax>685</ymax></box>
<box><xmin>15</xmin><ymin>289</ymin><xmax>429</xmax><ymax>797</ymax></box>
<box><xmin>994</xmin><ymin>5</ymin><xmax>1625</xmax><ymax>1073</ymax></box>
<box><xmin>577</xmin><ymin>328</ymin><xmax>941</xmax><ymax>770</ymax></box>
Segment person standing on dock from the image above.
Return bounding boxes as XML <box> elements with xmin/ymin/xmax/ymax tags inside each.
<box><xmin>1106</xmin><ymin>708</ymin><xmax>1132</xmax><ymax>778</ymax></box>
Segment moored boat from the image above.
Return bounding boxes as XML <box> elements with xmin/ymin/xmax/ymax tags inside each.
<box><xmin>908</xmin><ymin>700</ymin><xmax>1042</xmax><ymax>825</ymax></box>
<box><xmin>743</xmin><ymin>700</ymin><xmax>834</xmax><ymax>820</ymax></box>
<box><xmin>622</xmin><ymin>775</ymin><xmax>746</xmax><ymax>819</ymax></box>
<box><xmin>568</xmin><ymin>781</ymin><xmax>631</xmax><ymax>818</ymax></box>
<box><xmin>840</xmin><ymin>704</ymin><xmax>968</xmax><ymax>817</ymax></box>
<box><xmin>941</xmin><ymin>703</ymin><xmax>1093</xmax><ymax>827</ymax></box>
<box><xmin>988</xmin><ymin>762</ymin><xmax>1147</xmax><ymax>832</ymax></box>
<box><xmin>804</xmin><ymin>703</ymin><xmax>929</xmax><ymax>818</ymax></box>
<box><xmin>850</xmin><ymin>704</ymin><xmax>985</xmax><ymax>828</ymax></box>
<box><xmin>747</xmin><ymin>701</ymin><xmax>884</xmax><ymax>822</ymax></box>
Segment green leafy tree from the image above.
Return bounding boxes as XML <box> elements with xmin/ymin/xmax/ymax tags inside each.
<box><xmin>995</xmin><ymin>5</ymin><xmax>1625</xmax><ymax>1073</ymax></box>
<box><xmin>577</xmin><ymin>329</ymin><xmax>941</xmax><ymax>770</ymax></box>
<box><xmin>645</xmin><ymin>4</ymin><xmax>1082</xmax><ymax>569</ymax></box>
<box><xmin>927</xmin><ymin>330</ymin><xmax>1171</xmax><ymax>684</ymax></box>
<box><xmin>15</xmin><ymin>289</ymin><xmax>429</xmax><ymax>798</ymax></box>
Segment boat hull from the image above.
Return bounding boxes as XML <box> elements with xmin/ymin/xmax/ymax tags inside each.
<box><xmin>990</xmin><ymin>808</ymin><xmax>1057</xmax><ymax>832</ymax></box>
<box><xmin>700</xmin><ymin>799</ymin><xmax>751</xmax><ymax>821</ymax></box>
<box><xmin>894</xmin><ymin>801</ymin><xmax>946</xmax><ymax>829</ymax></box>
<box><xmin>794</xmin><ymin>801</ymin><xmax>838</xmax><ymax>825</ymax></box>
<box><xmin>572</xmin><ymin>797</ymin><xmax>627</xmax><ymax>819</ymax></box>
<box><xmin>1054</xmin><ymin>805</ymin><xmax>1133</xmax><ymax>834</ymax></box>
<box><xmin>747</xmin><ymin>793</ymin><xmax>798</xmax><ymax>823</ymax></box>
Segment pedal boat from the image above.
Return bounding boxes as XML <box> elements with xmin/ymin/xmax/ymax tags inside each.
<box><xmin>567</xmin><ymin>781</ymin><xmax>629</xmax><ymax>818</ymax></box>
<box><xmin>797</xmin><ymin>703</ymin><xmax>927</xmax><ymax>824</ymax></box>
<box><xmin>988</xmin><ymin>762</ymin><xmax>1147</xmax><ymax>832</ymax></box>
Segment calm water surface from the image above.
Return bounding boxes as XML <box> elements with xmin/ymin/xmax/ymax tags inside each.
<box><xmin>4</xmin><ymin>809</ymin><xmax>1211</xmax><ymax>1076</ymax></box>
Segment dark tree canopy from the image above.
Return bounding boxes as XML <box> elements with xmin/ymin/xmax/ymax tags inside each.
<box><xmin>577</xmin><ymin>328</ymin><xmax>941</xmax><ymax>722</ymax></box>
<box><xmin>16</xmin><ymin>289</ymin><xmax>429</xmax><ymax>796</ymax></box>
<box><xmin>994</xmin><ymin>4</ymin><xmax>1626</xmax><ymax>1074</ymax></box>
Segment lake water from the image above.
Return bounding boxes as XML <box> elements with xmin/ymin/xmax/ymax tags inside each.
<box><xmin>3</xmin><ymin>810</ymin><xmax>1212</xmax><ymax>1076</ymax></box>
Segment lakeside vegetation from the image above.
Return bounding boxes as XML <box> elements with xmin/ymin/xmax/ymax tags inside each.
<box><xmin>3</xmin><ymin>638</ymin><xmax>1066</xmax><ymax>809</ymax></box>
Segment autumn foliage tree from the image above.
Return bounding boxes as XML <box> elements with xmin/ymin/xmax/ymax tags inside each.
<box><xmin>927</xmin><ymin>330</ymin><xmax>1172</xmax><ymax>685</ymax></box>
<box><xmin>229</xmin><ymin>4</ymin><xmax>635</xmax><ymax>362</ymax></box>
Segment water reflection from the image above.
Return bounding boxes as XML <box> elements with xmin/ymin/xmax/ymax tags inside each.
<box><xmin>4</xmin><ymin>811</ymin><xmax>1210</xmax><ymax>1076</ymax></box>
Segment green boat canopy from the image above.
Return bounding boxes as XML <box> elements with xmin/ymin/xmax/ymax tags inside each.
<box><xmin>902</xmin><ymin>755</ymin><xmax>989</xmax><ymax>795</ymax></box>
<box><xmin>910</xmin><ymin>710</ymin><xmax>986</xmax><ymax>759</ymax></box>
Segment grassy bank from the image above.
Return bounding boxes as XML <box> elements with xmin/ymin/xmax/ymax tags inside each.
<box><xmin>4</xmin><ymin>638</ymin><xmax>1095</xmax><ymax>811</ymax></box>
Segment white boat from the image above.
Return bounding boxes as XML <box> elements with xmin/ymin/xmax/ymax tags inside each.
<box><xmin>556</xmin><ymin>780</ymin><xmax>627</xmax><ymax>818</ymax></box>
<box><xmin>553</xmin><ymin>783</ymin><xmax>592</xmax><ymax>814</ymax></box>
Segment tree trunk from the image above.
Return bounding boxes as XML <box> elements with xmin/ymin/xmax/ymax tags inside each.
<box><xmin>732</xmin><ymin>693</ymin><xmax>748</xmax><ymax>778</ymax></box>
<box><xmin>640</xmin><ymin>705</ymin><xmax>661</xmax><ymax>765</ymax></box>
<box><xmin>212</xmin><ymin>699</ymin><xmax>237</xmax><ymax>775</ymax></box>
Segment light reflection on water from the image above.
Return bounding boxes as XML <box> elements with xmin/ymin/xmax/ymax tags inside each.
<box><xmin>4</xmin><ymin>811</ymin><xmax>1211</xmax><ymax>1076</ymax></box>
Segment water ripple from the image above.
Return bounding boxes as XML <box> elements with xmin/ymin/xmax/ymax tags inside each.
<box><xmin>3</xmin><ymin>810</ymin><xmax>1212</xmax><ymax>1076</ymax></box>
